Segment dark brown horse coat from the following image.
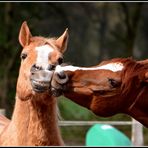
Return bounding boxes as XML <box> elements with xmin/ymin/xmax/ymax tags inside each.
<box><xmin>51</xmin><ymin>58</ymin><xmax>148</xmax><ymax>128</ymax></box>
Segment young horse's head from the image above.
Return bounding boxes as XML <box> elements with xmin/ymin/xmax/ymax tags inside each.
<box><xmin>16</xmin><ymin>21</ymin><xmax>69</xmax><ymax>101</ymax></box>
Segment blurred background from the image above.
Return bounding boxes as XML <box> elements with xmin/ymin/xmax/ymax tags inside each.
<box><xmin>0</xmin><ymin>2</ymin><xmax>147</xmax><ymax>146</ymax></box>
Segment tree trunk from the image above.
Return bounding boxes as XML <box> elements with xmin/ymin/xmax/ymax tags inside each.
<box><xmin>0</xmin><ymin>3</ymin><xmax>18</xmax><ymax>114</ymax></box>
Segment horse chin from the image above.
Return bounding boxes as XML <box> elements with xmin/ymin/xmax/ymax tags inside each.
<box><xmin>51</xmin><ymin>87</ymin><xmax>63</xmax><ymax>97</ymax></box>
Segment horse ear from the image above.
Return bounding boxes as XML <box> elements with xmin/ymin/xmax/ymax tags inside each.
<box><xmin>19</xmin><ymin>21</ymin><xmax>32</xmax><ymax>47</ymax></box>
<box><xmin>144</xmin><ymin>72</ymin><xmax>148</xmax><ymax>82</ymax></box>
<box><xmin>56</xmin><ymin>28</ymin><xmax>69</xmax><ymax>53</ymax></box>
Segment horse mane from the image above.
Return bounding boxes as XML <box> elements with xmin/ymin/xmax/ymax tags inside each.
<box><xmin>99</xmin><ymin>57</ymin><xmax>133</xmax><ymax>66</ymax></box>
<box><xmin>120</xmin><ymin>58</ymin><xmax>148</xmax><ymax>96</ymax></box>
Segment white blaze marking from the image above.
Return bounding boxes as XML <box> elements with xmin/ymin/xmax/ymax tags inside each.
<box><xmin>35</xmin><ymin>45</ymin><xmax>54</xmax><ymax>69</ymax></box>
<box><xmin>55</xmin><ymin>62</ymin><xmax>124</xmax><ymax>73</ymax></box>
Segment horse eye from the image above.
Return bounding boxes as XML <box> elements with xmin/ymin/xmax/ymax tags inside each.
<box><xmin>58</xmin><ymin>57</ymin><xmax>63</xmax><ymax>65</ymax></box>
<box><xmin>21</xmin><ymin>53</ymin><xmax>27</xmax><ymax>60</ymax></box>
<box><xmin>108</xmin><ymin>78</ymin><xmax>120</xmax><ymax>88</ymax></box>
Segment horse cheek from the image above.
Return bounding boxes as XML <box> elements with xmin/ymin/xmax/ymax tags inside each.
<box><xmin>16</xmin><ymin>75</ymin><xmax>32</xmax><ymax>101</ymax></box>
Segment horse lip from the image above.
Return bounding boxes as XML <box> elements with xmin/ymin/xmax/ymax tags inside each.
<box><xmin>32</xmin><ymin>83</ymin><xmax>48</xmax><ymax>93</ymax></box>
<box><xmin>30</xmin><ymin>79</ymin><xmax>50</xmax><ymax>93</ymax></box>
<box><xmin>31</xmin><ymin>79</ymin><xmax>50</xmax><ymax>86</ymax></box>
<box><xmin>33</xmin><ymin>87</ymin><xmax>46</xmax><ymax>93</ymax></box>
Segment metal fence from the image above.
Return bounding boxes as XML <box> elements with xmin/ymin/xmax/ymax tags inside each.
<box><xmin>59</xmin><ymin>118</ymin><xmax>144</xmax><ymax>146</ymax></box>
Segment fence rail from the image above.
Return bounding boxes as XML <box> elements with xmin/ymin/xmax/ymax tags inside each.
<box><xmin>59</xmin><ymin>120</ymin><xmax>133</xmax><ymax>126</ymax></box>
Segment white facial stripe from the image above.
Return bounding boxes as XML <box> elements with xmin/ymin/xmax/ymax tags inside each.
<box><xmin>55</xmin><ymin>63</ymin><xmax>124</xmax><ymax>73</ymax></box>
<box><xmin>97</xmin><ymin>63</ymin><xmax>124</xmax><ymax>72</ymax></box>
<box><xmin>35</xmin><ymin>45</ymin><xmax>54</xmax><ymax>69</ymax></box>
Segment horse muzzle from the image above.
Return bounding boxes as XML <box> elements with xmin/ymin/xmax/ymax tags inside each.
<box><xmin>30</xmin><ymin>70</ymin><xmax>53</xmax><ymax>93</ymax></box>
<box><xmin>51</xmin><ymin>71</ymin><xmax>69</xmax><ymax>96</ymax></box>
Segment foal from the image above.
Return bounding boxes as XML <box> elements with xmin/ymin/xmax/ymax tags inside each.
<box><xmin>0</xmin><ymin>21</ymin><xmax>68</xmax><ymax>146</ymax></box>
<box><xmin>51</xmin><ymin>58</ymin><xmax>148</xmax><ymax>127</ymax></box>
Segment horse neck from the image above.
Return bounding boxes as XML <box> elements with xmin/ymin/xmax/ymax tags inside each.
<box><xmin>126</xmin><ymin>105</ymin><xmax>148</xmax><ymax>128</ymax></box>
<box><xmin>8</xmin><ymin>94</ymin><xmax>64</xmax><ymax>146</ymax></box>
<box><xmin>124</xmin><ymin>86</ymin><xmax>148</xmax><ymax>128</ymax></box>
<box><xmin>120</xmin><ymin>62</ymin><xmax>148</xmax><ymax>127</ymax></box>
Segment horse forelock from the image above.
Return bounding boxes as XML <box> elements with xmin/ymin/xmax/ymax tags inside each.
<box><xmin>30</xmin><ymin>36</ymin><xmax>58</xmax><ymax>50</ymax></box>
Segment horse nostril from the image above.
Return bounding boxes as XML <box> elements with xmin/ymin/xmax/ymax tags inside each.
<box><xmin>31</xmin><ymin>64</ymin><xmax>42</xmax><ymax>72</ymax></box>
<box><xmin>48</xmin><ymin>64</ymin><xmax>56</xmax><ymax>71</ymax></box>
<box><xmin>32</xmin><ymin>64</ymin><xmax>36</xmax><ymax>68</ymax></box>
<box><xmin>57</xmin><ymin>72</ymin><xmax>66</xmax><ymax>79</ymax></box>
<box><xmin>55</xmin><ymin>71</ymin><xmax>68</xmax><ymax>84</ymax></box>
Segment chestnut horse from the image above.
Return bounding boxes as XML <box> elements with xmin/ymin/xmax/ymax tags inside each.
<box><xmin>51</xmin><ymin>57</ymin><xmax>148</xmax><ymax>128</ymax></box>
<box><xmin>0</xmin><ymin>21</ymin><xmax>69</xmax><ymax>146</ymax></box>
